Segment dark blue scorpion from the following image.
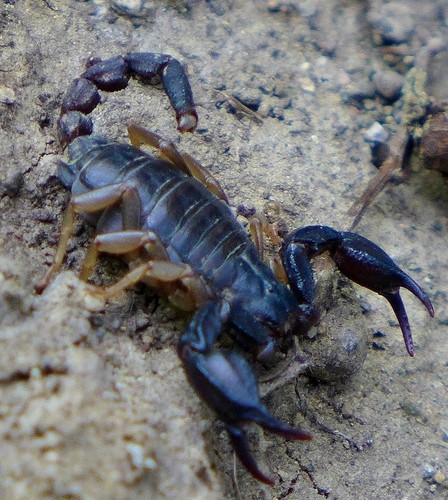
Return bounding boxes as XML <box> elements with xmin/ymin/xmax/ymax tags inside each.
<box><xmin>41</xmin><ymin>53</ymin><xmax>434</xmax><ymax>485</ymax></box>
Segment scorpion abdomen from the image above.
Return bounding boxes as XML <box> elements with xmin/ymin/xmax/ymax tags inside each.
<box><xmin>63</xmin><ymin>137</ymin><xmax>258</xmax><ymax>292</ymax></box>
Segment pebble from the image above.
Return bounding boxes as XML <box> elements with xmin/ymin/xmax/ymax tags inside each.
<box><xmin>364</xmin><ymin>122</ymin><xmax>389</xmax><ymax>146</ymax></box>
<box><xmin>341</xmin><ymin>401</ymin><xmax>353</xmax><ymax>419</ymax></box>
<box><xmin>434</xmin><ymin>471</ymin><xmax>446</xmax><ymax>484</ymax></box>
<box><xmin>0</xmin><ymin>171</ymin><xmax>24</xmax><ymax>198</ymax></box>
<box><xmin>299</xmin><ymin>76</ymin><xmax>315</xmax><ymax>93</ymax></box>
<box><xmin>232</xmin><ymin>88</ymin><xmax>262</xmax><ymax>110</ymax></box>
<box><xmin>110</xmin><ymin>0</ymin><xmax>145</xmax><ymax>17</ymax></box>
<box><xmin>31</xmin><ymin>208</ymin><xmax>56</xmax><ymax>223</ymax></box>
<box><xmin>423</xmin><ymin>464</ymin><xmax>434</xmax><ymax>482</ymax></box>
<box><xmin>0</xmin><ymin>85</ymin><xmax>16</xmax><ymax>105</ymax></box>
<box><xmin>368</xmin><ymin>2</ymin><xmax>415</xmax><ymax>45</ymax></box>
<box><xmin>371</xmin><ymin>69</ymin><xmax>404</xmax><ymax>102</ymax></box>
<box><xmin>126</xmin><ymin>443</ymin><xmax>156</xmax><ymax>470</ymax></box>
<box><xmin>343</xmin><ymin>81</ymin><xmax>376</xmax><ymax>105</ymax></box>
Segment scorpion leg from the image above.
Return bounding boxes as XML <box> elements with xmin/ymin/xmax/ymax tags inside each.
<box><xmin>247</xmin><ymin>212</ymin><xmax>282</xmax><ymax>260</ymax></box>
<box><xmin>81</xmin><ymin>236</ymin><xmax>209</xmax><ymax>309</ymax></box>
<box><xmin>236</xmin><ymin>205</ymin><xmax>282</xmax><ymax>259</ymax></box>
<box><xmin>94</xmin><ymin>260</ymin><xmax>194</xmax><ymax>301</ymax></box>
<box><xmin>38</xmin><ymin>181</ymin><xmax>142</xmax><ymax>289</ymax></box>
<box><xmin>178</xmin><ymin>301</ymin><xmax>311</xmax><ymax>485</ymax></box>
<box><xmin>128</xmin><ymin>123</ymin><xmax>228</xmax><ymax>202</ymax></box>
<box><xmin>281</xmin><ymin>225</ymin><xmax>434</xmax><ymax>356</ymax></box>
<box><xmin>84</xmin><ymin>234</ymin><xmax>211</xmax><ymax>310</ymax></box>
<box><xmin>41</xmin><ymin>176</ymin><xmax>210</xmax><ymax>307</ymax></box>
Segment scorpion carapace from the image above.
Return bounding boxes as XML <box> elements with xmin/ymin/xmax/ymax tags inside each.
<box><xmin>42</xmin><ymin>52</ymin><xmax>434</xmax><ymax>485</ymax></box>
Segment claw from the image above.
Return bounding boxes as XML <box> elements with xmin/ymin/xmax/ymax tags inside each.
<box><xmin>333</xmin><ymin>231</ymin><xmax>434</xmax><ymax>356</ymax></box>
<box><xmin>281</xmin><ymin>226</ymin><xmax>434</xmax><ymax>356</ymax></box>
<box><xmin>226</xmin><ymin>424</ymin><xmax>275</xmax><ymax>485</ymax></box>
<box><xmin>382</xmin><ymin>292</ymin><xmax>415</xmax><ymax>356</ymax></box>
<box><xmin>179</xmin><ymin>347</ymin><xmax>311</xmax><ymax>483</ymax></box>
<box><xmin>178</xmin><ymin>302</ymin><xmax>311</xmax><ymax>483</ymax></box>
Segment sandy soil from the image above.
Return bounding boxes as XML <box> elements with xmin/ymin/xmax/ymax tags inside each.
<box><xmin>1</xmin><ymin>1</ymin><xmax>447</xmax><ymax>498</ymax></box>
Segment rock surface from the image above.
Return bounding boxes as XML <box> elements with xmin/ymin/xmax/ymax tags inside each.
<box><xmin>0</xmin><ymin>1</ymin><xmax>447</xmax><ymax>498</ymax></box>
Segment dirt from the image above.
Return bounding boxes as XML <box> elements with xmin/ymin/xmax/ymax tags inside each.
<box><xmin>0</xmin><ymin>1</ymin><xmax>447</xmax><ymax>498</ymax></box>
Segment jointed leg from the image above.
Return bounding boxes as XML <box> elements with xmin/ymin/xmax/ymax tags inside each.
<box><xmin>128</xmin><ymin>123</ymin><xmax>229</xmax><ymax>203</ymax></box>
<box><xmin>247</xmin><ymin>212</ymin><xmax>282</xmax><ymax>260</ymax></box>
<box><xmin>235</xmin><ymin>204</ymin><xmax>281</xmax><ymax>259</ymax></box>
<box><xmin>79</xmin><ymin>230</ymin><xmax>154</xmax><ymax>281</ymax></box>
<box><xmin>37</xmin><ymin>202</ymin><xmax>77</xmax><ymax>292</ymax></box>
<box><xmin>96</xmin><ymin>260</ymin><xmax>194</xmax><ymax>301</ymax></box>
<box><xmin>39</xmin><ymin>181</ymin><xmax>141</xmax><ymax>291</ymax></box>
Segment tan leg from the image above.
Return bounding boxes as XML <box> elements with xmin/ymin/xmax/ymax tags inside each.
<box><xmin>38</xmin><ymin>181</ymin><xmax>142</xmax><ymax>291</ymax></box>
<box><xmin>79</xmin><ymin>228</ymin><xmax>171</xmax><ymax>281</ymax></box>
<box><xmin>167</xmin><ymin>274</ymin><xmax>213</xmax><ymax>311</ymax></box>
<box><xmin>128</xmin><ymin>123</ymin><xmax>228</xmax><ymax>203</ymax></box>
<box><xmin>37</xmin><ymin>203</ymin><xmax>77</xmax><ymax>292</ymax></box>
<box><xmin>97</xmin><ymin>260</ymin><xmax>194</xmax><ymax>300</ymax></box>
<box><xmin>253</xmin><ymin>212</ymin><xmax>281</xmax><ymax>246</ymax></box>
<box><xmin>270</xmin><ymin>255</ymin><xmax>288</xmax><ymax>284</ymax></box>
<box><xmin>89</xmin><ymin>257</ymin><xmax>212</xmax><ymax>312</ymax></box>
<box><xmin>245</xmin><ymin>211</ymin><xmax>281</xmax><ymax>259</ymax></box>
<box><xmin>248</xmin><ymin>217</ymin><xmax>264</xmax><ymax>260</ymax></box>
<box><xmin>79</xmin><ymin>230</ymin><xmax>148</xmax><ymax>280</ymax></box>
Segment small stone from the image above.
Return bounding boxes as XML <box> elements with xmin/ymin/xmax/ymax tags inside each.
<box><xmin>341</xmin><ymin>401</ymin><xmax>353</xmax><ymax>419</ymax></box>
<box><xmin>368</xmin><ymin>2</ymin><xmax>415</xmax><ymax>45</ymax></box>
<box><xmin>0</xmin><ymin>85</ymin><xmax>16</xmax><ymax>104</ymax></box>
<box><xmin>127</xmin><ymin>443</ymin><xmax>156</xmax><ymax>470</ymax></box>
<box><xmin>126</xmin><ymin>443</ymin><xmax>144</xmax><ymax>468</ymax></box>
<box><xmin>343</xmin><ymin>81</ymin><xmax>376</xmax><ymax>104</ymax></box>
<box><xmin>440</xmin><ymin>421</ymin><xmax>448</xmax><ymax>441</ymax></box>
<box><xmin>423</xmin><ymin>464</ymin><xmax>434</xmax><ymax>482</ymax></box>
<box><xmin>364</xmin><ymin>122</ymin><xmax>389</xmax><ymax>146</ymax></box>
<box><xmin>110</xmin><ymin>0</ymin><xmax>145</xmax><ymax>17</ymax></box>
<box><xmin>232</xmin><ymin>88</ymin><xmax>262</xmax><ymax>111</ymax></box>
<box><xmin>135</xmin><ymin>312</ymin><xmax>151</xmax><ymax>331</ymax></box>
<box><xmin>371</xmin><ymin>69</ymin><xmax>404</xmax><ymax>102</ymax></box>
<box><xmin>299</xmin><ymin>77</ymin><xmax>315</xmax><ymax>93</ymax></box>
<box><xmin>82</xmin><ymin>291</ymin><xmax>106</xmax><ymax>312</ymax></box>
<box><xmin>0</xmin><ymin>172</ymin><xmax>24</xmax><ymax>198</ymax></box>
<box><xmin>45</xmin><ymin>450</ymin><xmax>59</xmax><ymax>463</ymax></box>
<box><xmin>434</xmin><ymin>471</ymin><xmax>446</xmax><ymax>484</ymax></box>
<box><xmin>32</xmin><ymin>208</ymin><xmax>56</xmax><ymax>223</ymax></box>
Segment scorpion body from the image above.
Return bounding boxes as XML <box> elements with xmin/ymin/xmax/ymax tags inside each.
<box><xmin>61</xmin><ymin>134</ymin><xmax>303</xmax><ymax>348</ymax></box>
<box><xmin>42</xmin><ymin>52</ymin><xmax>434</xmax><ymax>485</ymax></box>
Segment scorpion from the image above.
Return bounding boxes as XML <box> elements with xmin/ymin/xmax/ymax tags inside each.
<box><xmin>40</xmin><ymin>52</ymin><xmax>434</xmax><ymax>485</ymax></box>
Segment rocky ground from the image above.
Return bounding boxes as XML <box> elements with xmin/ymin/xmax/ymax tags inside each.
<box><xmin>1</xmin><ymin>1</ymin><xmax>447</xmax><ymax>498</ymax></box>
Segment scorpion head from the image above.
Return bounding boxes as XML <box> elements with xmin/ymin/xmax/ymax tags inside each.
<box><xmin>227</xmin><ymin>255</ymin><xmax>318</xmax><ymax>360</ymax></box>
